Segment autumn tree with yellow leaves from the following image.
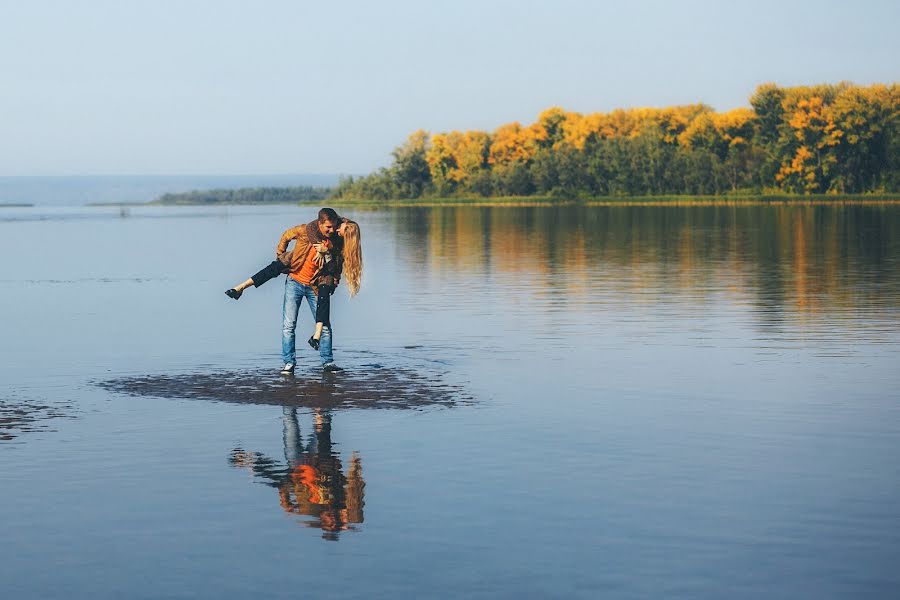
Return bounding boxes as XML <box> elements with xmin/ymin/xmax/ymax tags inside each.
<box><xmin>334</xmin><ymin>82</ymin><xmax>898</xmax><ymax>200</ymax></box>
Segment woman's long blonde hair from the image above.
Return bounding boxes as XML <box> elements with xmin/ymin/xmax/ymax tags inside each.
<box><xmin>341</xmin><ymin>220</ymin><xmax>362</xmax><ymax>298</ymax></box>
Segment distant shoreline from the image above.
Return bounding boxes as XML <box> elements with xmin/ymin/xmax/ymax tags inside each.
<box><xmin>145</xmin><ymin>200</ymin><xmax>304</xmax><ymax>206</ymax></box>
<box><xmin>312</xmin><ymin>194</ymin><xmax>900</xmax><ymax>208</ymax></box>
<box><xmin>86</xmin><ymin>200</ymin><xmax>304</xmax><ymax>207</ymax></box>
<box><xmin>74</xmin><ymin>193</ymin><xmax>900</xmax><ymax>208</ymax></box>
<box><xmin>0</xmin><ymin>203</ymin><xmax>33</xmax><ymax>208</ymax></box>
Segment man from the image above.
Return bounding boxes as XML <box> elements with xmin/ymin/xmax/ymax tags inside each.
<box><xmin>276</xmin><ymin>207</ymin><xmax>344</xmax><ymax>374</ymax></box>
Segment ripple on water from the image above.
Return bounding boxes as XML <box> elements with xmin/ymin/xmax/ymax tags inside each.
<box><xmin>0</xmin><ymin>394</ymin><xmax>76</xmax><ymax>442</ymax></box>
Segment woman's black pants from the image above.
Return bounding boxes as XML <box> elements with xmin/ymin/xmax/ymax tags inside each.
<box><xmin>315</xmin><ymin>285</ymin><xmax>335</xmax><ymax>326</ymax></box>
<box><xmin>250</xmin><ymin>260</ymin><xmax>288</xmax><ymax>287</ymax></box>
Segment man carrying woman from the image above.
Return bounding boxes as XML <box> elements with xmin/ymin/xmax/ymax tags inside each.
<box><xmin>225</xmin><ymin>208</ymin><xmax>363</xmax><ymax>374</ymax></box>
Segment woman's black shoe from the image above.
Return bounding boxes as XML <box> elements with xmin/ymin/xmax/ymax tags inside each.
<box><xmin>308</xmin><ymin>336</ymin><xmax>320</xmax><ymax>350</ymax></box>
<box><xmin>225</xmin><ymin>288</ymin><xmax>242</xmax><ymax>300</ymax></box>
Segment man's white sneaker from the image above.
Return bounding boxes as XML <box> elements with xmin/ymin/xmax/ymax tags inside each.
<box><xmin>322</xmin><ymin>363</ymin><xmax>344</xmax><ymax>373</ymax></box>
<box><xmin>281</xmin><ymin>363</ymin><xmax>295</xmax><ymax>374</ymax></box>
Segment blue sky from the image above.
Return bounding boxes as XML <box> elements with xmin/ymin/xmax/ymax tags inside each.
<box><xmin>1</xmin><ymin>0</ymin><xmax>897</xmax><ymax>176</ymax></box>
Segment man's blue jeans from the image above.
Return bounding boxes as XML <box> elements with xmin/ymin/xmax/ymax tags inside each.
<box><xmin>282</xmin><ymin>278</ymin><xmax>333</xmax><ymax>366</ymax></box>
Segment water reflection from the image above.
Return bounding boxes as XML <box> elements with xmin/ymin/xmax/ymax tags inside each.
<box><xmin>97</xmin><ymin>364</ymin><xmax>468</xmax><ymax>539</ymax></box>
<box><xmin>229</xmin><ymin>408</ymin><xmax>364</xmax><ymax>540</ymax></box>
<box><xmin>392</xmin><ymin>205</ymin><xmax>900</xmax><ymax>338</ymax></box>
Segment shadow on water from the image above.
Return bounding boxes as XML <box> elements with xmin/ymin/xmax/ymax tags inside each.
<box><xmin>97</xmin><ymin>363</ymin><xmax>472</xmax><ymax>410</ymax></box>
<box><xmin>230</xmin><ymin>408</ymin><xmax>364</xmax><ymax>540</ymax></box>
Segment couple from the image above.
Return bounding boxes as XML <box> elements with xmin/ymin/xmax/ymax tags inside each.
<box><xmin>225</xmin><ymin>208</ymin><xmax>362</xmax><ymax>374</ymax></box>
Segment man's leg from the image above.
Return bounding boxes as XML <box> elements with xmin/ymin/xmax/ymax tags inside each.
<box><xmin>282</xmin><ymin>407</ymin><xmax>302</xmax><ymax>465</ymax></box>
<box><xmin>282</xmin><ymin>279</ymin><xmax>302</xmax><ymax>366</ymax></box>
<box><xmin>304</xmin><ymin>285</ymin><xmax>334</xmax><ymax>366</ymax></box>
<box><xmin>319</xmin><ymin>323</ymin><xmax>334</xmax><ymax>366</ymax></box>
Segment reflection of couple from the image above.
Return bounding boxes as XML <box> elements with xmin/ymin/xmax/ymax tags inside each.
<box><xmin>229</xmin><ymin>408</ymin><xmax>365</xmax><ymax>540</ymax></box>
<box><xmin>225</xmin><ymin>208</ymin><xmax>363</xmax><ymax>374</ymax></box>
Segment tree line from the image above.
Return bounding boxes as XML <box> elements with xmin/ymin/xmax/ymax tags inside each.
<box><xmin>334</xmin><ymin>82</ymin><xmax>899</xmax><ymax>200</ymax></box>
<box><xmin>155</xmin><ymin>186</ymin><xmax>331</xmax><ymax>205</ymax></box>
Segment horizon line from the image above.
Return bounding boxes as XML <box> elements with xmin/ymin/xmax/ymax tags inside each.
<box><xmin>0</xmin><ymin>172</ymin><xmax>350</xmax><ymax>179</ymax></box>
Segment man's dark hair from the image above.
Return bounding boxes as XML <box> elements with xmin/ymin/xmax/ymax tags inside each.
<box><xmin>318</xmin><ymin>208</ymin><xmax>340</xmax><ymax>224</ymax></box>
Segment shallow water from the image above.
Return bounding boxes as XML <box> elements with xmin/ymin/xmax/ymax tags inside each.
<box><xmin>1</xmin><ymin>204</ymin><xmax>899</xmax><ymax>598</ymax></box>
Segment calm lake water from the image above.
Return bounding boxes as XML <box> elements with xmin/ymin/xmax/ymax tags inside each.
<box><xmin>1</xmin><ymin>203</ymin><xmax>899</xmax><ymax>598</ymax></box>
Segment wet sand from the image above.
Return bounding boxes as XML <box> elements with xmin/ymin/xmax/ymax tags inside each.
<box><xmin>97</xmin><ymin>364</ymin><xmax>472</xmax><ymax>410</ymax></box>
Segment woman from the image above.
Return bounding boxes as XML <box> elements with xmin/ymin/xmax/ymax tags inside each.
<box><xmin>308</xmin><ymin>221</ymin><xmax>362</xmax><ymax>350</ymax></box>
<box><xmin>225</xmin><ymin>220</ymin><xmax>363</xmax><ymax>350</ymax></box>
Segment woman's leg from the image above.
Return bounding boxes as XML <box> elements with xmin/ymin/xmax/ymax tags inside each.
<box><xmin>226</xmin><ymin>260</ymin><xmax>286</xmax><ymax>299</ymax></box>
<box><xmin>308</xmin><ymin>285</ymin><xmax>334</xmax><ymax>349</ymax></box>
<box><xmin>303</xmin><ymin>285</ymin><xmax>334</xmax><ymax>367</ymax></box>
<box><xmin>315</xmin><ymin>285</ymin><xmax>333</xmax><ymax>329</ymax></box>
<box><xmin>252</xmin><ymin>260</ymin><xmax>288</xmax><ymax>288</ymax></box>
<box><xmin>226</xmin><ymin>278</ymin><xmax>254</xmax><ymax>298</ymax></box>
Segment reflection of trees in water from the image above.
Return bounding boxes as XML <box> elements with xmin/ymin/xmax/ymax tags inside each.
<box><xmin>229</xmin><ymin>408</ymin><xmax>364</xmax><ymax>540</ymax></box>
<box><xmin>393</xmin><ymin>205</ymin><xmax>900</xmax><ymax>325</ymax></box>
